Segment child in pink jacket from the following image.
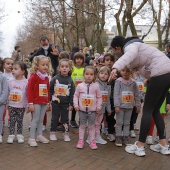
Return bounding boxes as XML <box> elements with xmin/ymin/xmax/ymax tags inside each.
<box><xmin>74</xmin><ymin>66</ymin><xmax>102</xmax><ymax>150</ymax></box>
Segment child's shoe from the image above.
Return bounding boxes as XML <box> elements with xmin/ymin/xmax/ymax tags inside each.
<box><xmin>123</xmin><ymin>136</ymin><xmax>132</xmax><ymax>146</ymax></box>
<box><xmin>7</xmin><ymin>135</ymin><xmax>15</xmax><ymax>144</ymax></box>
<box><xmin>76</xmin><ymin>140</ymin><xmax>84</xmax><ymax>149</ymax></box>
<box><xmin>146</xmin><ymin>136</ymin><xmax>153</xmax><ymax>145</ymax></box>
<box><xmin>16</xmin><ymin>134</ymin><xmax>24</xmax><ymax>143</ymax></box>
<box><xmin>36</xmin><ymin>135</ymin><xmax>49</xmax><ymax>143</ymax></box>
<box><xmin>28</xmin><ymin>138</ymin><xmax>38</xmax><ymax>147</ymax></box>
<box><xmin>130</xmin><ymin>130</ymin><xmax>136</xmax><ymax>138</ymax></box>
<box><xmin>50</xmin><ymin>132</ymin><xmax>57</xmax><ymax>141</ymax></box>
<box><xmin>95</xmin><ymin>135</ymin><xmax>107</xmax><ymax>144</ymax></box>
<box><xmin>154</xmin><ymin>136</ymin><xmax>159</xmax><ymax>143</ymax></box>
<box><xmin>63</xmin><ymin>132</ymin><xmax>71</xmax><ymax>142</ymax></box>
<box><xmin>107</xmin><ymin>134</ymin><xmax>115</xmax><ymax>142</ymax></box>
<box><xmin>89</xmin><ymin>140</ymin><xmax>98</xmax><ymax>149</ymax></box>
<box><xmin>103</xmin><ymin>127</ymin><xmax>108</xmax><ymax>135</ymax></box>
<box><xmin>0</xmin><ymin>135</ymin><xmax>2</xmax><ymax>143</ymax></box>
<box><xmin>150</xmin><ymin>143</ymin><xmax>170</xmax><ymax>155</ymax></box>
<box><xmin>86</xmin><ymin>136</ymin><xmax>90</xmax><ymax>144</ymax></box>
<box><xmin>115</xmin><ymin>136</ymin><xmax>122</xmax><ymax>147</ymax></box>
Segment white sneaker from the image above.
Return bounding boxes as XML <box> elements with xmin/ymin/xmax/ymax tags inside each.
<box><xmin>146</xmin><ymin>136</ymin><xmax>153</xmax><ymax>145</ymax></box>
<box><xmin>150</xmin><ymin>144</ymin><xmax>170</xmax><ymax>155</ymax></box>
<box><xmin>107</xmin><ymin>134</ymin><xmax>115</xmax><ymax>142</ymax></box>
<box><xmin>7</xmin><ymin>135</ymin><xmax>15</xmax><ymax>144</ymax></box>
<box><xmin>50</xmin><ymin>132</ymin><xmax>57</xmax><ymax>141</ymax></box>
<box><xmin>95</xmin><ymin>135</ymin><xmax>107</xmax><ymax>144</ymax></box>
<box><xmin>125</xmin><ymin>141</ymin><xmax>146</xmax><ymax>157</ymax></box>
<box><xmin>28</xmin><ymin>138</ymin><xmax>38</xmax><ymax>147</ymax></box>
<box><xmin>0</xmin><ymin>135</ymin><xmax>2</xmax><ymax>143</ymax></box>
<box><xmin>16</xmin><ymin>134</ymin><xmax>24</xmax><ymax>143</ymax></box>
<box><xmin>154</xmin><ymin>136</ymin><xmax>159</xmax><ymax>143</ymax></box>
<box><xmin>42</xmin><ymin>125</ymin><xmax>46</xmax><ymax>131</ymax></box>
<box><xmin>86</xmin><ymin>136</ymin><xmax>90</xmax><ymax>144</ymax></box>
<box><xmin>36</xmin><ymin>135</ymin><xmax>49</xmax><ymax>143</ymax></box>
<box><xmin>130</xmin><ymin>130</ymin><xmax>136</xmax><ymax>138</ymax></box>
<box><xmin>63</xmin><ymin>133</ymin><xmax>71</xmax><ymax>142</ymax></box>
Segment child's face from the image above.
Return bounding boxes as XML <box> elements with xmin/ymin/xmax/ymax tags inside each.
<box><xmin>84</xmin><ymin>68</ymin><xmax>95</xmax><ymax>83</ymax></box>
<box><xmin>38</xmin><ymin>58</ymin><xmax>49</xmax><ymax>74</ymax></box>
<box><xmin>104</xmin><ymin>56</ymin><xmax>114</xmax><ymax>68</ymax></box>
<box><xmin>4</xmin><ymin>59</ymin><xmax>14</xmax><ymax>73</ymax></box>
<box><xmin>59</xmin><ymin>61</ymin><xmax>70</xmax><ymax>76</ymax></box>
<box><xmin>98</xmin><ymin>70</ymin><xmax>109</xmax><ymax>82</ymax></box>
<box><xmin>12</xmin><ymin>64</ymin><xmax>24</xmax><ymax>79</ymax></box>
<box><xmin>120</xmin><ymin>68</ymin><xmax>131</xmax><ymax>80</ymax></box>
<box><xmin>91</xmin><ymin>61</ymin><xmax>98</xmax><ymax>68</ymax></box>
<box><xmin>75</xmin><ymin>58</ymin><xmax>83</xmax><ymax>67</ymax></box>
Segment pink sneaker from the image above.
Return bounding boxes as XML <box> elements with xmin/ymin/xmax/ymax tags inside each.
<box><xmin>90</xmin><ymin>140</ymin><xmax>98</xmax><ymax>150</ymax></box>
<box><xmin>76</xmin><ymin>140</ymin><xmax>84</xmax><ymax>149</ymax></box>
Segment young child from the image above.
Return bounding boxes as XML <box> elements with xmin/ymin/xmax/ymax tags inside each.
<box><xmin>59</xmin><ymin>51</ymin><xmax>70</xmax><ymax>60</ymax></box>
<box><xmin>114</xmin><ymin>67</ymin><xmax>141</xmax><ymax>146</ymax></box>
<box><xmin>103</xmin><ymin>53</ymin><xmax>116</xmax><ymax>141</ymax></box>
<box><xmin>0</xmin><ymin>58</ymin><xmax>9</xmax><ymax>143</ymax></box>
<box><xmin>94</xmin><ymin>66</ymin><xmax>111</xmax><ymax>145</ymax></box>
<box><xmin>50</xmin><ymin>59</ymin><xmax>75</xmax><ymax>142</ymax></box>
<box><xmin>74</xmin><ymin>66</ymin><xmax>102</xmax><ymax>149</ymax></box>
<box><xmin>70</xmin><ymin>52</ymin><xmax>85</xmax><ymax>128</ymax></box>
<box><xmin>3</xmin><ymin>58</ymin><xmax>14</xmax><ymax>127</ymax></box>
<box><xmin>27</xmin><ymin>55</ymin><xmax>51</xmax><ymax>147</ymax></box>
<box><xmin>7</xmin><ymin>61</ymin><xmax>28</xmax><ymax>144</ymax></box>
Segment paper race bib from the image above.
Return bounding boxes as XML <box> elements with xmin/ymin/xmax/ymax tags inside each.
<box><xmin>39</xmin><ymin>84</ymin><xmax>48</xmax><ymax>97</ymax></box>
<box><xmin>137</xmin><ymin>82</ymin><xmax>144</xmax><ymax>91</ymax></box>
<box><xmin>122</xmin><ymin>91</ymin><xmax>133</xmax><ymax>103</ymax></box>
<box><xmin>9</xmin><ymin>90</ymin><xmax>22</xmax><ymax>103</ymax></box>
<box><xmin>74</xmin><ymin>78</ymin><xmax>83</xmax><ymax>87</ymax></box>
<box><xmin>55</xmin><ymin>84</ymin><xmax>68</xmax><ymax>96</ymax></box>
<box><xmin>101</xmin><ymin>91</ymin><xmax>108</xmax><ymax>103</ymax></box>
<box><xmin>82</xmin><ymin>94</ymin><xmax>94</xmax><ymax>107</ymax></box>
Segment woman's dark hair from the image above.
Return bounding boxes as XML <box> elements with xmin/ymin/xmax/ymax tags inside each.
<box><xmin>14</xmin><ymin>61</ymin><xmax>28</xmax><ymax>79</ymax></box>
<box><xmin>110</xmin><ymin>36</ymin><xmax>125</xmax><ymax>48</ymax></box>
<box><xmin>70</xmin><ymin>46</ymin><xmax>80</xmax><ymax>60</ymax></box>
<box><xmin>0</xmin><ymin>58</ymin><xmax>3</xmax><ymax>72</ymax></box>
<box><xmin>103</xmin><ymin>53</ymin><xmax>115</xmax><ymax>62</ymax></box>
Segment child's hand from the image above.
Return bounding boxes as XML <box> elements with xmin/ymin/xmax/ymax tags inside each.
<box><xmin>75</xmin><ymin>106</ymin><xmax>79</xmax><ymax>112</ymax></box>
<box><xmin>28</xmin><ymin>104</ymin><xmax>34</xmax><ymax>112</ymax></box>
<box><xmin>68</xmin><ymin>106</ymin><xmax>73</xmax><ymax>111</ymax></box>
<box><xmin>96</xmin><ymin>108</ymin><xmax>100</xmax><ymax>114</ymax></box>
<box><xmin>115</xmin><ymin>107</ymin><xmax>120</xmax><ymax>113</ymax></box>
<box><xmin>136</xmin><ymin>107</ymin><xmax>141</xmax><ymax>113</ymax></box>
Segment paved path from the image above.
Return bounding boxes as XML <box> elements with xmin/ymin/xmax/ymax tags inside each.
<box><xmin>1</xmin><ymin>112</ymin><xmax>170</xmax><ymax>170</ymax></box>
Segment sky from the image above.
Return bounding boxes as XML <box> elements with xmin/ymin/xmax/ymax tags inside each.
<box><xmin>0</xmin><ymin>0</ymin><xmax>25</xmax><ymax>57</ymax></box>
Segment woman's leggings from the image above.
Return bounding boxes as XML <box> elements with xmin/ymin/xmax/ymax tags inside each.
<box><xmin>139</xmin><ymin>73</ymin><xmax>170</xmax><ymax>143</ymax></box>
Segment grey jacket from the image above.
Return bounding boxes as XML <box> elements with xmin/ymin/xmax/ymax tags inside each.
<box><xmin>0</xmin><ymin>72</ymin><xmax>9</xmax><ymax>105</ymax></box>
<box><xmin>97</xmin><ymin>80</ymin><xmax>111</xmax><ymax>114</ymax></box>
<box><xmin>114</xmin><ymin>77</ymin><xmax>141</xmax><ymax>109</ymax></box>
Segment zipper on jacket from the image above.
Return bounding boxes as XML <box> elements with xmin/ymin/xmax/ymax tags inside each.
<box><xmin>86</xmin><ymin>84</ymin><xmax>90</xmax><ymax>113</ymax></box>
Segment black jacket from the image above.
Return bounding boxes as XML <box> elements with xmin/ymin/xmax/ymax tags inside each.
<box><xmin>28</xmin><ymin>44</ymin><xmax>62</xmax><ymax>75</ymax></box>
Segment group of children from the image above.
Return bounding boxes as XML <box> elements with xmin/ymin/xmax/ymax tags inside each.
<box><xmin>0</xmin><ymin>51</ymin><xmax>169</xmax><ymax>149</ymax></box>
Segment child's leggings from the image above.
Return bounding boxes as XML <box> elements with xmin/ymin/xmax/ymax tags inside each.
<box><xmin>79</xmin><ymin>111</ymin><xmax>96</xmax><ymax>141</ymax></box>
<box><xmin>8</xmin><ymin>106</ymin><xmax>25</xmax><ymax>135</ymax></box>
<box><xmin>30</xmin><ymin>104</ymin><xmax>47</xmax><ymax>139</ymax></box>
<box><xmin>148</xmin><ymin>114</ymin><xmax>165</xmax><ymax>136</ymax></box>
<box><xmin>95</xmin><ymin>113</ymin><xmax>104</xmax><ymax>137</ymax></box>
<box><xmin>0</xmin><ymin>105</ymin><xmax>5</xmax><ymax>134</ymax></box>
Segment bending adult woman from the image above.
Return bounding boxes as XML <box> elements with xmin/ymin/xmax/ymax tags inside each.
<box><xmin>110</xmin><ymin>36</ymin><xmax>170</xmax><ymax>157</ymax></box>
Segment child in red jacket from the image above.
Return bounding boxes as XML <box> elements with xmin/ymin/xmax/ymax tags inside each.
<box><xmin>27</xmin><ymin>55</ymin><xmax>51</xmax><ymax>147</ymax></box>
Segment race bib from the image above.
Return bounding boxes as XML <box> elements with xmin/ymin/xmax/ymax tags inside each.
<box><xmin>122</xmin><ymin>91</ymin><xmax>133</xmax><ymax>103</ymax></box>
<box><xmin>9</xmin><ymin>90</ymin><xmax>22</xmax><ymax>103</ymax></box>
<box><xmin>82</xmin><ymin>94</ymin><xmax>94</xmax><ymax>107</ymax></box>
<box><xmin>101</xmin><ymin>91</ymin><xmax>108</xmax><ymax>103</ymax></box>
<box><xmin>55</xmin><ymin>84</ymin><xmax>68</xmax><ymax>96</ymax></box>
<box><xmin>74</xmin><ymin>78</ymin><xmax>84</xmax><ymax>87</ymax></box>
<box><xmin>39</xmin><ymin>84</ymin><xmax>48</xmax><ymax>97</ymax></box>
<box><xmin>137</xmin><ymin>82</ymin><xmax>144</xmax><ymax>91</ymax></box>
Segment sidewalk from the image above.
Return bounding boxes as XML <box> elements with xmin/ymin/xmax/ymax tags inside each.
<box><xmin>0</xmin><ymin>111</ymin><xmax>170</xmax><ymax>170</ymax></box>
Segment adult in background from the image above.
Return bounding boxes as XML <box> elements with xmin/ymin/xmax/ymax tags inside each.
<box><xmin>70</xmin><ymin>46</ymin><xmax>79</xmax><ymax>60</ymax></box>
<box><xmin>28</xmin><ymin>36</ymin><xmax>62</xmax><ymax>76</ymax></box>
<box><xmin>109</xmin><ymin>36</ymin><xmax>170</xmax><ymax>157</ymax></box>
<box><xmin>83</xmin><ymin>47</ymin><xmax>90</xmax><ymax>66</ymax></box>
<box><xmin>11</xmin><ymin>46</ymin><xmax>21</xmax><ymax>62</ymax></box>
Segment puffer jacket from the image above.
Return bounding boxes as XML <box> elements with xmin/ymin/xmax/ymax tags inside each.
<box><xmin>113</xmin><ymin>41</ymin><xmax>170</xmax><ymax>79</ymax></box>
